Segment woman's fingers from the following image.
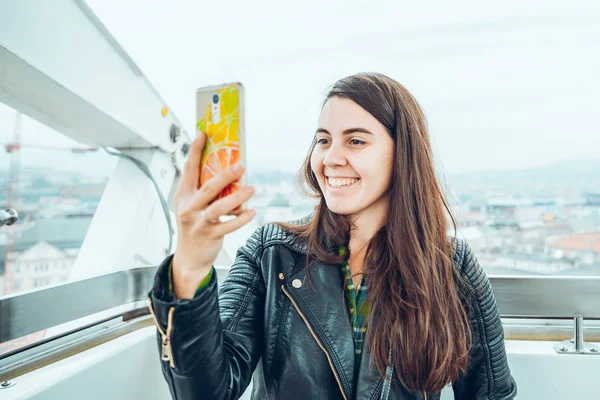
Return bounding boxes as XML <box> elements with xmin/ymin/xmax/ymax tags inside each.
<box><xmin>194</xmin><ymin>163</ymin><xmax>246</xmax><ymax>207</ymax></box>
<box><xmin>180</xmin><ymin>134</ymin><xmax>206</xmax><ymax>195</ymax></box>
<box><xmin>203</xmin><ymin>185</ymin><xmax>255</xmax><ymax>219</ymax></box>
<box><xmin>213</xmin><ymin>208</ymin><xmax>257</xmax><ymax>237</ymax></box>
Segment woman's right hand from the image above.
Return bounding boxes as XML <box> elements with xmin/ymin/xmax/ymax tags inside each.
<box><xmin>171</xmin><ymin>133</ymin><xmax>256</xmax><ymax>298</ymax></box>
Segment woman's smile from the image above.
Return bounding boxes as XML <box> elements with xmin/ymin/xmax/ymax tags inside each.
<box><xmin>326</xmin><ymin>176</ymin><xmax>361</xmax><ymax>190</ymax></box>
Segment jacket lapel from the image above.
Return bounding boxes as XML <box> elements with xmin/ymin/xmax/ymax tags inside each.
<box><xmin>282</xmin><ymin>260</ymin><xmax>356</xmax><ymax>400</ymax></box>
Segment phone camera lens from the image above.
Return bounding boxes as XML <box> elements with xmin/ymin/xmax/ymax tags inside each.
<box><xmin>212</xmin><ymin>94</ymin><xmax>220</xmax><ymax>104</ymax></box>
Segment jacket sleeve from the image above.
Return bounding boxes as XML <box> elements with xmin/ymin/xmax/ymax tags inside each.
<box><xmin>452</xmin><ymin>240</ymin><xmax>518</xmax><ymax>400</ymax></box>
<box><xmin>148</xmin><ymin>226</ymin><xmax>266</xmax><ymax>400</ymax></box>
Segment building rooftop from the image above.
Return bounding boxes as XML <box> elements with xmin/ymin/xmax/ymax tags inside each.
<box><xmin>548</xmin><ymin>232</ymin><xmax>600</xmax><ymax>255</ymax></box>
<box><xmin>0</xmin><ymin>216</ymin><xmax>93</xmax><ymax>274</ymax></box>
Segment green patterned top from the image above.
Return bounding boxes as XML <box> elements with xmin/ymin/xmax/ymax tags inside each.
<box><xmin>339</xmin><ymin>247</ymin><xmax>370</xmax><ymax>379</ymax></box>
<box><xmin>167</xmin><ymin>259</ymin><xmax>214</xmax><ymax>300</ymax></box>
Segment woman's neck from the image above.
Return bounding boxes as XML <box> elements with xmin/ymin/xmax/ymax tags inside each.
<box><xmin>347</xmin><ymin>206</ymin><xmax>387</xmax><ymax>272</ymax></box>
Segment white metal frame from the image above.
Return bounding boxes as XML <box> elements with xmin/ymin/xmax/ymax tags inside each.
<box><xmin>0</xmin><ymin>0</ymin><xmax>192</xmax><ymax>278</ymax></box>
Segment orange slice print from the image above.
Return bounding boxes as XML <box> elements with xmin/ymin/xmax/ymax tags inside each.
<box><xmin>200</xmin><ymin>146</ymin><xmax>241</xmax><ymax>202</ymax></box>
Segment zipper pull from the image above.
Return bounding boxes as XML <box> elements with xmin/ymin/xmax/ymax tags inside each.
<box><xmin>161</xmin><ymin>334</ymin><xmax>174</xmax><ymax>367</ymax></box>
<box><xmin>148</xmin><ymin>300</ymin><xmax>176</xmax><ymax>369</ymax></box>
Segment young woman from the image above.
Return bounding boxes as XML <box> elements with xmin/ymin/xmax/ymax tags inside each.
<box><xmin>148</xmin><ymin>73</ymin><xmax>518</xmax><ymax>400</ymax></box>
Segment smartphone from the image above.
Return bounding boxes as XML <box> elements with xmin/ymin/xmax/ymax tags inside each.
<box><xmin>196</xmin><ymin>82</ymin><xmax>246</xmax><ymax>214</ymax></box>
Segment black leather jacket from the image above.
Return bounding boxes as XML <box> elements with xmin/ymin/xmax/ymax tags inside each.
<box><xmin>148</xmin><ymin>222</ymin><xmax>518</xmax><ymax>400</ymax></box>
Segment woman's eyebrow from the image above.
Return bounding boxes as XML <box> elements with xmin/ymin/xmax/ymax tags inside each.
<box><xmin>315</xmin><ymin>127</ymin><xmax>373</xmax><ymax>135</ymax></box>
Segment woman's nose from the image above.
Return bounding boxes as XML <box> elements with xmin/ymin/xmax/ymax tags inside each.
<box><xmin>323</xmin><ymin>143</ymin><xmax>347</xmax><ymax>167</ymax></box>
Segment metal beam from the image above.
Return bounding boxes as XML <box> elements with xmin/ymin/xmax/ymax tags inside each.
<box><xmin>0</xmin><ymin>0</ymin><xmax>200</xmax><ymax>279</ymax></box>
<box><xmin>69</xmin><ymin>148</ymin><xmax>177</xmax><ymax>280</ymax></box>
<box><xmin>0</xmin><ymin>0</ymin><xmax>191</xmax><ymax>154</ymax></box>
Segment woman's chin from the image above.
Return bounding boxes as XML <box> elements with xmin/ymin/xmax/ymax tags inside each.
<box><xmin>324</xmin><ymin>200</ymin><xmax>360</xmax><ymax>216</ymax></box>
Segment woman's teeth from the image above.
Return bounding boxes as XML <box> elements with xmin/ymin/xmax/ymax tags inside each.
<box><xmin>328</xmin><ymin>177</ymin><xmax>359</xmax><ymax>188</ymax></box>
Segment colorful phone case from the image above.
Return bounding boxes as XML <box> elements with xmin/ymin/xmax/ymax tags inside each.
<box><xmin>196</xmin><ymin>82</ymin><xmax>246</xmax><ymax>213</ymax></box>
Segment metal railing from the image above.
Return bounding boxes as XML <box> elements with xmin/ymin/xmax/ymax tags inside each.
<box><xmin>0</xmin><ymin>267</ymin><xmax>599</xmax><ymax>381</ymax></box>
<box><xmin>490</xmin><ymin>275</ymin><xmax>600</xmax><ymax>319</ymax></box>
<box><xmin>0</xmin><ymin>267</ymin><xmax>155</xmax><ymax>344</ymax></box>
<box><xmin>3</xmin><ymin>269</ymin><xmax>600</xmax><ymax>343</ymax></box>
<box><xmin>0</xmin><ymin>265</ymin><xmax>231</xmax><ymax>345</ymax></box>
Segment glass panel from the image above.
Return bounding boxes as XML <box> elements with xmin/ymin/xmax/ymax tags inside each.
<box><xmin>86</xmin><ymin>1</ymin><xmax>600</xmax><ymax>277</ymax></box>
<box><xmin>0</xmin><ymin>104</ymin><xmax>116</xmax><ymax>298</ymax></box>
<box><xmin>449</xmin><ymin>185</ymin><xmax>600</xmax><ymax>276</ymax></box>
<box><xmin>1</xmin><ymin>3</ymin><xmax>598</xmax><ymax>305</ymax></box>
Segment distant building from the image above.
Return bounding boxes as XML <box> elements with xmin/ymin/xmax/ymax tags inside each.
<box><xmin>263</xmin><ymin>193</ymin><xmax>296</xmax><ymax>224</ymax></box>
<box><xmin>584</xmin><ymin>192</ymin><xmax>600</xmax><ymax>206</ymax></box>
<box><xmin>1</xmin><ymin>216</ymin><xmax>92</xmax><ymax>295</ymax></box>
<box><xmin>7</xmin><ymin>242</ymin><xmax>79</xmax><ymax>292</ymax></box>
<box><xmin>456</xmin><ymin>211</ymin><xmax>486</xmax><ymax>228</ymax></box>
<box><xmin>546</xmin><ymin>232</ymin><xmax>600</xmax><ymax>265</ymax></box>
<box><xmin>480</xmin><ymin>253</ymin><xmax>576</xmax><ymax>274</ymax></box>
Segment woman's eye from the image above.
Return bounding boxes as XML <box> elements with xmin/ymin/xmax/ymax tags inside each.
<box><xmin>350</xmin><ymin>139</ymin><xmax>365</xmax><ymax>146</ymax></box>
<box><xmin>316</xmin><ymin>138</ymin><xmax>329</xmax><ymax>145</ymax></box>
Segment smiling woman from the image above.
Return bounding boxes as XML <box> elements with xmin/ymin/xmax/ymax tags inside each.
<box><xmin>149</xmin><ymin>72</ymin><xmax>517</xmax><ymax>400</ymax></box>
<box><xmin>273</xmin><ymin>73</ymin><xmax>517</xmax><ymax>397</ymax></box>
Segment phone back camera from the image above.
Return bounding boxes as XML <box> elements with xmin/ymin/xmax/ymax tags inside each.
<box><xmin>212</xmin><ymin>94</ymin><xmax>220</xmax><ymax>104</ymax></box>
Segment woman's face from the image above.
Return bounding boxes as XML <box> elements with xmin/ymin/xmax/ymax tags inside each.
<box><xmin>310</xmin><ymin>96</ymin><xmax>395</xmax><ymax>218</ymax></box>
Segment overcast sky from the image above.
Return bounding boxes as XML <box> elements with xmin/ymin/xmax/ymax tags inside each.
<box><xmin>1</xmin><ymin>0</ymin><xmax>599</xmax><ymax>178</ymax></box>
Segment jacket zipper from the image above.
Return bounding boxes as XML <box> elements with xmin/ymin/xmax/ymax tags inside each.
<box><xmin>281</xmin><ymin>285</ymin><xmax>348</xmax><ymax>400</ymax></box>
<box><xmin>148</xmin><ymin>298</ymin><xmax>176</xmax><ymax>369</ymax></box>
<box><xmin>370</xmin><ymin>377</ymin><xmax>384</xmax><ymax>400</ymax></box>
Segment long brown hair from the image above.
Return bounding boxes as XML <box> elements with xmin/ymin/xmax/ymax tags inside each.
<box><xmin>276</xmin><ymin>72</ymin><xmax>472</xmax><ymax>393</ymax></box>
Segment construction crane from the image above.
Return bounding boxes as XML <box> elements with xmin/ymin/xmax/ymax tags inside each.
<box><xmin>1</xmin><ymin>112</ymin><xmax>98</xmax><ymax>295</ymax></box>
<box><xmin>4</xmin><ymin>143</ymin><xmax>99</xmax><ymax>153</ymax></box>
